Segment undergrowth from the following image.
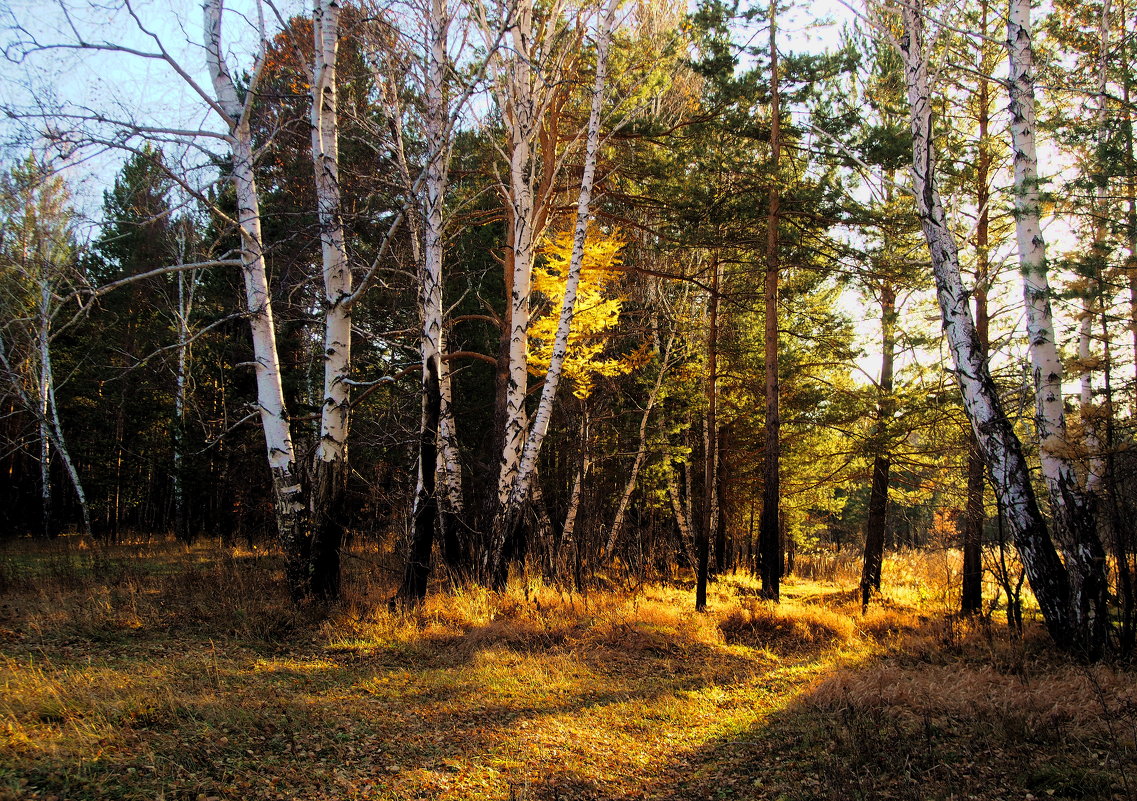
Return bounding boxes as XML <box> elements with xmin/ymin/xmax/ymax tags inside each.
<box><xmin>0</xmin><ymin>537</ymin><xmax>1133</xmax><ymax>800</ymax></box>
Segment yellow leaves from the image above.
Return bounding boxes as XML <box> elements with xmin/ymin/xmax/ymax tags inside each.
<box><xmin>527</xmin><ymin>227</ymin><xmax>632</xmax><ymax>399</ymax></box>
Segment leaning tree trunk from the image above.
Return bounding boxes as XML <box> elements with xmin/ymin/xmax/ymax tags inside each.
<box><xmin>206</xmin><ymin>0</ymin><xmax>307</xmax><ymax>600</ymax></box>
<box><xmin>896</xmin><ymin>0</ymin><xmax>1075</xmax><ymax>649</ymax></box>
<box><xmin>1007</xmin><ymin>0</ymin><xmax>1110</xmax><ymax>655</ymax></box>
<box><xmin>606</xmin><ymin>323</ymin><xmax>674</xmax><ymax>559</ymax></box>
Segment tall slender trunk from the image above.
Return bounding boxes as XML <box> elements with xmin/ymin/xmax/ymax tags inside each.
<box><xmin>45</xmin><ymin>346</ymin><xmax>89</xmax><ymax>538</ymax></box>
<box><xmin>861</xmin><ymin>279</ymin><xmax>895</xmax><ymax>609</ymax></box>
<box><xmin>308</xmin><ymin>0</ymin><xmax>350</xmax><ymax>600</ymax></box>
<box><xmin>491</xmin><ymin>0</ymin><xmax>616</xmax><ymax>585</ymax></box>
<box><xmin>206</xmin><ymin>0</ymin><xmax>307</xmax><ymax>600</ymax></box>
<box><xmin>714</xmin><ymin>424</ymin><xmax>729</xmax><ymax>573</ymax></box>
<box><xmin>493</xmin><ymin>0</ymin><xmax>538</xmax><ymax>522</ymax></box>
<box><xmin>173</xmin><ymin>239</ymin><xmax>194</xmax><ymax>544</ymax></box>
<box><xmin>425</xmin><ymin>5</ymin><xmax>464</xmax><ymax>569</ymax></box>
<box><xmin>37</xmin><ymin>276</ymin><xmax>52</xmax><ymax>538</ymax></box>
<box><xmin>437</xmin><ymin>330</ymin><xmax>465</xmax><ymax>568</ymax></box>
<box><xmin>697</xmin><ymin>255</ymin><xmax>719</xmax><ymax>611</ymax></box>
<box><xmin>560</xmin><ymin>404</ymin><xmax>588</xmax><ymax>577</ymax></box>
<box><xmin>607</xmin><ymin>324</ymin><xmax>674</xmax><ymax>558</ymax></box>
<box><xmin>963</xmin><ymin>37</ymin><xmax>992</xmax><ymax>615</ymax></box>
<box><xmin>1123</xmin><ymin>0</ymin><xmax>1137</xmax><ymax>418</ymax></box>
<box><xmin>897</xmin><ymin>0</ymin><xmax>1074</xmax><ymax>649</ymax></box>
<box><xmin>1078</xmin><ymin>0</ymin><xmax>1112</xmax><ymax>495</ymax></box>
<box><xmin>759</xmin><ymin>0</ymin><xmax>782</xmax><ymax>601</ymax></box>
<box><xmin>403</xmin><ymin>0</ymin><xmax>451</xmax><ymax>602</ymax></box>
<box><xmin>1007</xmin><ymin>0</ymin><xmax>1109</xmax><ymax>654</ymax></box>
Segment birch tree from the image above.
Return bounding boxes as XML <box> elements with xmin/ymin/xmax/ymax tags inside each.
<box><xmin>306</xmin><ymin>0</ymin><xmax>352</xmax><ymax>599</ymax></box>
<box><xmin>0</xmin><ymin>156</ymin><xmax>91</xmax><ymax>538</ymax></box>
<box><xmin>891</xmin><ymin>0</ymin><xmax>1078</xmax><ymax>650</ymax></box>
<box><xmin>487</xmin><ymin>0</ymin><xmax>618</xmax><ymax>587</ymax></box>
<box><xmin>1006</xmin><ymin>0</ymin><xmax>1110</xmax><ymax>651</ymax></box>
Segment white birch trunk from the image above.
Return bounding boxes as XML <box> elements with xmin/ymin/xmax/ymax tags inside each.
<box><xmin>504</xmin><ymin>0</ymin><xmax>616</xmax><ymax>514</ymax></box>
<box><xmin>37</xmin><ymin>276</ymin><xmax>52</xmax><ymax>536</ymax></box>
<box><xmin>307</xmin><ymin>0</ymin><xmax>351</xmax><ymax>598</ymax></box>
<box><xmin>44</xmin><ymin>338</ymin><xmax>90</xmax><ymax>538</ymax></box>
<box><xmin>1007</xmin><ymin>0</ymin><xmax>1108</xmax><ymax>648</ymax></box>
<box><xmin>897</xmin><ymin>0</ymin><xmax>1074</xmax><ymax>648</ymax></box>
<box><xmin>438</xmin><ymin>339</ymin><xmax>464</xmax><ymax>514</ymax></box>
<box><xmin>205</xmin><ymin>0</ymin><xmax>306</xmax><ymax>593</ymax></box>
<box><xmin>173</xmin><ymin>237</ymin><xmax>194</xmax><ymax>541</ymax></box>
<box><xmin>496</xmin><ymin>0</ymin><xmax>539</xmax><ymax>508</ymax></box>
<box><xmin>1079</xmin><ymin>308</ymin><xmax>1104</xmax><ymax>492</ymax></box>
<box><xmin>422</xmin><ymin>0</ymin><xmax>450</xmax><ymax>502</ymax></box>
<box><xmin>1007</xmin><ymin>0</ymin><xmax>1075</xmax><ymax>498</ymax></box>
<box><xmin>311</xmin><ymin>0</ymin><xmax>351</xmax><ymax>470</ymax></box>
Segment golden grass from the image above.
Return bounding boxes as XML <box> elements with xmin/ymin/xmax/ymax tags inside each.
<box><xmin>0</xmin><ymin>537</ymin><xmax>1133</xmax><ymax>801</ymax></box>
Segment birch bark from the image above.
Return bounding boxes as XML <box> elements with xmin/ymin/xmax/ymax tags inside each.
<box><xmin>1007</xmin><ymin>0</ymin><xmax>1109</xmax><ymax>652</ymax></box>
<box><xmin>37</xmin><ymin>276</ymin><xmax>52</xmax><ymax>537</ymax></box>
<box><xmin>963</xmin><ymin>39</ymin><xmax>993</xmax><ymax>614</ymax></box>
<box><xmin>896</xmin><ymin>0</ymin><xmax>1074</xmax><ymax>648</ymax></box>
<box><xmin>204</xmin><ymin>0</ymin><xmax>307</xmax><ymax>599</ymax></box>
<box><xmin>494</xmin><ymin>0</ymin><xmax>540</xmax><ymax>515</ymax></box>
<box><xmin>403</xmin><ymin>0</ymin><xmax>453</xmax><ymax>601</ymax></box>
<box><xmin>489</xmin><ymin>0</ymin><xmax>616</xmax><ymax>585</ymax></box>
<box><xmin>172</xmin><ymin>228</ymin><xmax>196</xmax><ymax>544</ymax></box>
<box><xmin>309</xmin><ymin>0</ymin><xmax>350</xmax><ymax>600</ymax></box>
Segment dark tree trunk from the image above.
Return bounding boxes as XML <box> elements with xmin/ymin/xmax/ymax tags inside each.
<box><xmin>759</xmin><ymin>1</ymin><xmax>783</xmax><ymax>601</ymax></box>
<box><xmin>402</xmin><ymin>359</ymin><xmax>443</xmax><ymax>604</ymax></box>
<box><xmin>861</xmin><ymin>278</ymin><xmax>895</xmax><ymax>609</ymax></box>
<box><xmin>309</xmin><ymin>457</ymin><xmax>346</xmax><ymax>601</ymax></box>
<box><xmin>697</xmin><ymin>256</ymin><xmax>719</xmax><ymax>612</ymax></box>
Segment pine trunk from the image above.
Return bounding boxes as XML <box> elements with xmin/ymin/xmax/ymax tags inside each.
<box><xmin>861</xmin><ymin>281</ymin><xmax>895</xmax><ymax>609</ymax></box>
<box><xmin>759</xmin><ymin>0</ymin><xmax>782</xmax><ymax>601</ymax></box>
<box><xmin>697</xmin><ymin>256</ymin><xmax>719</xmax><ymax>611</ymax></box>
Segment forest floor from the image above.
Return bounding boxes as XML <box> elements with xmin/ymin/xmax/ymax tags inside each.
<box><xmin>0</xmin><ymin>538</ymin><xmax>1135</xmax><ymax>801</ymax></box>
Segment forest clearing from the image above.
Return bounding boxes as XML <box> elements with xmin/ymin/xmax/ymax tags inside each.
<box><xmin>1</xmin><ymin>537</ymin><xmax>1135</xmax><ymax>801</ymax></box>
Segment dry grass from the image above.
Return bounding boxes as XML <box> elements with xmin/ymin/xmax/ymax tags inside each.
<box><xmin>0</xmin><ymin>537</ymin><xmax>1133</xmax><ymax>801</ymax></box>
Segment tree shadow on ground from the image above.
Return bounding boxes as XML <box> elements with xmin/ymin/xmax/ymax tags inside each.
<box><xmin>638</xmin><ymin>627</ymin><xmax>1137</xmax><ymax>801</ymax></box>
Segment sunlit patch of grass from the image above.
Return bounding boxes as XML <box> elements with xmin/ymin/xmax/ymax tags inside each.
<box><xmin>719</xmin><ymin>597</ymin><xmax>857</xmax><ymax>650</ymax></box>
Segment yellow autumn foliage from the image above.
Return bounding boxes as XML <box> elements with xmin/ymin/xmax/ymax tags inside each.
<box><xmin>527</xmin><ymin>227</ymin><xmax>640</xmax><ymax>399</ymax></box>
